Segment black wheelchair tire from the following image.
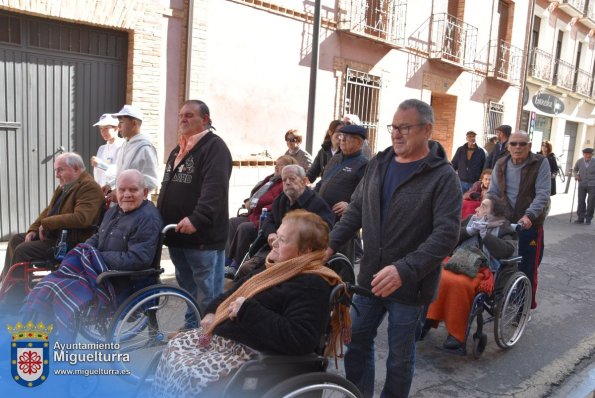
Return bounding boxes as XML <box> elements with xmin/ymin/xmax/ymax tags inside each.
<box><xmin>493</xmin><ymin>272</ymin><xmax>532</xmax><ymax>349</ymax></box>
<box><xmin>262</xmin><ymin>372</ymin><xmax>363</xmax><ymax>398</ymax></box>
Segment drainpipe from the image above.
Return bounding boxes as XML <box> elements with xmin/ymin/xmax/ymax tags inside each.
<box><xmin>516</xmin><ymin>0</ymin><xmax>536</xmax><ymax>132</ymax></box>
<box><xmin>305</xmin><ymin>0</ymin><xmax>322</xmax><ymax>154</ymax></box>
<box><xmin>185</xmin><ymin>0</ymin><xmax>195</xmax><ymax>100</ymax></box>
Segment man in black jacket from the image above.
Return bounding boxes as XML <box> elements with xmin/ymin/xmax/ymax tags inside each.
<box><xmin>486</xmin><ymin>125</ymin><xmax>511</xmax><ymax>169</ymax></box>
<box><xmin>327</xmin><ymin>99</ymin><xmax>461</xmax><ymax>398</ymax></box>
<box><xmin>451</xmin><ymin>130</ymin><xmax>486</xmax><ymax>192</ymax></box>
<box><xmin>234</xmin><ymin>165</ymin><xmax>333</xmax><ymax>279</ymax></box>
<box><xmin>157</xmin><ymin>100</ymin><xmax>232</xmax><ymax>317</ymax></box>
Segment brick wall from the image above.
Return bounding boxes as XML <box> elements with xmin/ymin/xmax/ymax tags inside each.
<box><xmin>431</xmin><ymin>93</ymin><xmax>457</xmax><ymax>157</ymax></box>
<box><xmin>0</xmin><ymin>0</ymin><xmax>185</xmax><ymax>150</ymax></box>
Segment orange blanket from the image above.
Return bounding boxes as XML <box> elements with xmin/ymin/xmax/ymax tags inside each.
<box><xmin>427</xmin><ymin>268</ymin><xmax>493</xmax><ymax>342</ymax></box>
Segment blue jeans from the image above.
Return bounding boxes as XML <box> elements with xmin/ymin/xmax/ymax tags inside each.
<box><xmin>345</xmin><ymin>294</ymin><xmax>423</xmax><ymax>398</ymax></box>
<box><xmin>459</xmin><ymin>181</ymin><xmax>473</xmax><ymax>193</ymax></box>
<box><xmin>169</xmin><ymin>248</ymin><xmax>224</xmax><ymax>321</ymax></box>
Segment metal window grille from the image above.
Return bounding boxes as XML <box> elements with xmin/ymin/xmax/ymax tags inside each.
<box><xmin>483</xmin><ymin>101</ymin><xmax>504</xmax><ymax>145</ymax></box>
<box><xmin>342</xmin><ymin>67</ymin><xmax>382</xmax><ymax>153</ymax></box>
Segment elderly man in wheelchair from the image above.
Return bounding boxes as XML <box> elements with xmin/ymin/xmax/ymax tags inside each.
<box><xmin>151</xmin><ymin>209</ymin><xmax>354</xmax><ymax>398</ymax></box>
<box><xmin>18</xmin><ymin>169</ymin><xmax>163</xmax><ymax>341</ymax></box>
<box><xmin>423</xmin><ymin>193</ymin><xmax>532</xmax><ymax>356</ymax></box>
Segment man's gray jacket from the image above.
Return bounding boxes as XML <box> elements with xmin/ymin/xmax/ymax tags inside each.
<box><xmin>330</xmin><ymin>146</ymin><xmax>461</xmax><ymax>306</ymax></box>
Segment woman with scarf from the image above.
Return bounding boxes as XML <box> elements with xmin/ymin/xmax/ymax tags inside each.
<box><xmin>425</xmin><ymin>194</ymin><xmax>517</xmax><ymax>352</ymax></box>
<box><xmin>225</xmin><ymin>155</ymin><xmax>297</xmax><ymax>271</ymax></box>
<box><xmin>152</xmin><ymin>210</ymin><xmax>349</xmax><ymax>397</ymax></box>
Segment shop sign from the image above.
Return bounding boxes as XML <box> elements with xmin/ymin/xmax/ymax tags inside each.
<box><xmin>532</xmin><ymin>92</ymin><xmax>564</xmax><ymax>115</ymax></box>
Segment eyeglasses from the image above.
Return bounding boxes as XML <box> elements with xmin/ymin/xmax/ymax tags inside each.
<box><xmin>386</xmin><ymin>123</ymin><xmax>426</xmax><ymax>135</ymax></box>
<box><xmin>508</xmin><ymin>141</ymin><xmax>529</xmax><ymax>147</ymax></box>
<box><xmin>286</xmin><ymin>138</ymin><xmax>298</xmax><ymax>143</ymax></box>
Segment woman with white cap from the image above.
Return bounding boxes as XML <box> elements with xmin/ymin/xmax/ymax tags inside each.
<box><xmin>91</xmin><ymin>113</ymin><xmax>125</xmax><ymax>188</ymax></box>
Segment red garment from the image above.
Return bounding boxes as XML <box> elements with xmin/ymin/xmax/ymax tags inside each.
<box><xmin>461</xmin><ymin>199</ymin><xmax>480</xmax><ymax>219</ymax></box>
<box><xmin>246</xmin><ymin>178</ymin><xmax>284</xmax><ymax>227</ymax></box>
<box><xmin>427</xmin><ymin>267</ymin><xmax>494</xmax><ymax>342</ymax></box>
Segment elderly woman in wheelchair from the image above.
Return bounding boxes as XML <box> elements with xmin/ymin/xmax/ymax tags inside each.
<box><xmin>424</xmin><ymin>194</ymin><xmax>519</xmax><ymax>353</ymax></box>
<box><xmin>151</xmin><ymin>209</ymin><xmax>350</xmax><ymax>398</ymax></box>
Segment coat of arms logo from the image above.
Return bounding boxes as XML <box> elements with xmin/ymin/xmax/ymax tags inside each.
<box><xmin>7</xmin><ymin>321</ymin><xmax>53</xmax><ymax>387</ymax></box>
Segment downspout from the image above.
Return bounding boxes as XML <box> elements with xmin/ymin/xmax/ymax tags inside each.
<box><xmin>185</xmin><ymin>0</ymin><xmax>195</xmax><ymax>100</ymax></box>
<box><xmin>516</xmin><ymin>0</ymin><xmax>536</xmax><ymax>132</ymax></box>
<box><xmin>305</xmin><ymin>0</ymin><xmax>322</xmax><ymax>154</ymax></box>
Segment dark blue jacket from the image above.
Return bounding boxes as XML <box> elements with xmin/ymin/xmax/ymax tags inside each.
<box><xmin>86</xmin><ymin>200</ymin><xmax>163</xmax><ymax>271</ymax></box>
<box><xmin>451</xmin><ymin>144</ymin><xmax>486</xmax><ymax>184</ymax></box>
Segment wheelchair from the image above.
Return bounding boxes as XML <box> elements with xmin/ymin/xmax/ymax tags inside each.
<box><xmin>137</xmin><ymin>253</ymin><xmax>361</xmax><ymax>397</ymax></box>
<box><xmin>462</xmin><ymin>256</ymin><xmax>532</xmax><ymax>358</ymax></box>
<box><xmin>1</xmin><ymin>224</ymin><xmax>202</xmax><ymax>383</ymax></box>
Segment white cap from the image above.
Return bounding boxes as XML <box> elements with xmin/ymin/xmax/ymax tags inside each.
<box><xmin>112</xmin><ymin>105</ymin><xmax>144</xmax><ymax>122</ymax></box>
<box><xmin>93</xmin><ymin>113</ymin><xmax>120</xmax><ymax>127</ymax></box>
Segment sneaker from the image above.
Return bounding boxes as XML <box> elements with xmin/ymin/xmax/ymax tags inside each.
<box><xmin>586</xmin><ymin>220</ymin><xmax>592</xmax><ymax>225</ymax></box>
<box><xmin>574</xmin><ymin>219</ymin><xmax>584</xmax><ymax>224</ymax></box>
<box><xmin>443</xmin><ymin>334</ymin><xmax>463</xmax><ymax>350</ymax></box>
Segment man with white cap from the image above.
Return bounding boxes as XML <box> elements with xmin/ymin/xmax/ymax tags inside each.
<box><xmin>110</xmin><ymin>104</ymin><xmax>159</xmax><ymax>191</ymax></box>
<box><xmin>91</xmin><ymin>113</ymin><xmax>125</xmax><ymax>188</ymax></box>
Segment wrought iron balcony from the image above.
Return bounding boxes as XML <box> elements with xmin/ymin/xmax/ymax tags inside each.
<box><xmin>339</xmin><ymin>0</ymin><xmax>407</xmax><ymax>47</ymax></box>
<box><xmin>428</xmin><ymin>13</ymin><xmax>478</xmax><ymax>67</ymax></box>
<box><xmin>475</xmin><ymin>40</ymin><xmax>524</xmax><ymax>85</ymax></box>
<box><xmin>582</xmin><ymin>0</ymin><xmax>595</xmax><ymax>27</ymax></box>
<box><xmin>528</xmin><ymin>48</ymin><xmax>553</xmax><ymax>83</ymax></box>
<box><xmin>553</xmin><ymin>59</ymin><xmax>576</xmax><ymax>91</ymax></box>
<box><xmin>558</xmin><ymin>0</ymin><xmax>587</xmax><ymax>17</ymax></box>
<box><xmin>574</xmin><ymin>67</ymin><xmax>592</xmax><ymax>96</ymax></box>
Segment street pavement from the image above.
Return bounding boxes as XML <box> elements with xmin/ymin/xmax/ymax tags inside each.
<box><xmin>1</xmin><ymin>190</ymin><xmax>593</xmax><ymax>397</ymax></box>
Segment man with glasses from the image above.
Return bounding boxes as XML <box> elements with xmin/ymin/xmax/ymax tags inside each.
<box><xmin>488</xmin><ymin>131</ymin><xmax>550</xmax><ymax>312</ymax></box>
<box><xmin>328</xmin><ymin>99</ymin><xmax>461</xmax><ymax>398</ymax></box>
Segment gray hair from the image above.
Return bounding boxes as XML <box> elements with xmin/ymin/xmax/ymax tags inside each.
<box><xmin>398</xmin><ymin>99</ymin><xmax>435</xmax><ymax>125</ymax></box>
<box><xmin>281</xmin><ymin>164</ymin><xmax>306</xmax><ymax>178</ymax></box>
<box><xmin>511</xmin><ymin>130</ymin><xmax>531</xmax><ymax>142</ymax></box>
<box><xmin>56</xmin><ymin>152</ymin><xmax>86</xmax><ymax>171</ymax></box>
<box><xmin>117</xmin><ymin>169</ymin><xmax>146</xmax><ymax>189</ymax></box>
<box><xmin>343</xmin><ymin>114</ymin><xmax>362</xmax><ymax>126</ymax></box>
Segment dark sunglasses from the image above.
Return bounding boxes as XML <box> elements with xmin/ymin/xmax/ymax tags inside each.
<box><xmin>508</xmin><ymin>141</ymin><xmax>528</xmax><ymax>147</ymax></box>
<box><xmin>286</xmin><ymin>138</ymin><xmax>298</xmax><ymax>143</ymax></box>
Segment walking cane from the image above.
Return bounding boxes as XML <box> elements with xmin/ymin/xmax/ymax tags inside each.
<box><xmin>569</xmin><ymin>177</ymin><xmax>577</xmax><ymax>223</ymax></box>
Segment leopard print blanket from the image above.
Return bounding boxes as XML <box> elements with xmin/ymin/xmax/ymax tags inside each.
<box><xmin>151</xmin><ymin>328</ymin><xmax>257</xmax><ymax>397</ymax></box>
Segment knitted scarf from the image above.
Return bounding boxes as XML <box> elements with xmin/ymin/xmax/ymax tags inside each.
<box><xmin>203</xmin><ymin>250</ymin><xmax>351</xmax><ymax>359</ymax></box>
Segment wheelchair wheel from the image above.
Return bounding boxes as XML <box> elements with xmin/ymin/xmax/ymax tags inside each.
<box><xmin>262</xmin><ymin>372</ymin><xmax>363</xmax><ymax>398</ymax></box>
<box><xmin>107</xmin><ymin>284</ymin><xmax>201</xmax><ymax>382</ymax></box>
<box><xmin>493</xmin><ymin>272</ymin><xmax>532</xmax><ymax>349</ymax></box>
<box><xmin>78</xmin><ymin>311</ymin><xmax>112</xmax><ymax>342</ymax></box>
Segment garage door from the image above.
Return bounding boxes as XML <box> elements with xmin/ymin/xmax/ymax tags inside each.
<box><xmin>0</xmin><ymin>11</ymin><xmax>127</xmax><ymax>240</ymax></box>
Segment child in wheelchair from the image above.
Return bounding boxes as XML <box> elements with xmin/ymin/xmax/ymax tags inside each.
<box><xmin>424</xmin><ymin>194</ymin><xmax>518</xmax><ymax>352</ymax></box>
<box><xmin>151</xmin><ymin>210</ymin><xmax>350</xmax><ymax>398</ymax></box>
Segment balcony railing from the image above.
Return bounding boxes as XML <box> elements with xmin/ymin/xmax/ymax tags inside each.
<box><xmin>429</xmin><ymin>13</ymin><xmax>478</xmax><ymax>67</ymax></box>
<box><xmin>475</xmin><ymin>40</ymin><xmax>524</xmax><ymax>85</ymax></box>
<box><xmin>575</xmin><ymin>67</ymin><xmax>593</xmax><ymax>96</ymax></box>
<box><xmin>553</xmin><ymin>59</ymin><xmax>576</xmax><ymax>91</ymax></box>
<box><xmin>584</xmin><ymin>0</ymin><xmax>595</xmax><ymax>27</ymax></box>
<box><xmin>559</xmin><ymin>0</ymin><xmax>587</xmax><ymax>16</ymax></box>
<box><xmin>340</xmin><ymin>0</ymin><xmax>407</xmax><ymax>47</ymax></box>
<box><xmin>528</xmin><ymin>48</ymin><xmax>553</xmax><ymax>83</ymax></box>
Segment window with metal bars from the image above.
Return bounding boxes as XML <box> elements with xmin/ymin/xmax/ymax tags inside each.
<box><xmin>342</xmin><ymin>67</ymin><xmax>382</xmax><ymax>153</ymax></box>
<box><xmin>483</xmin><ymin>101</ymin><xmax>504</xmax><ymax>145</ymax></box>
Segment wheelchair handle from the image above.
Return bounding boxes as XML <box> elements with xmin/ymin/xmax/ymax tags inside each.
<box><xmin>347</xmin><ymin>283</ymin><xmax>375</xmax><ymax>298</ymax></box>
<box><xmin>162</xmin><ymin>224</ymin><xmax>178</xmax><ymax>234</ymax></box>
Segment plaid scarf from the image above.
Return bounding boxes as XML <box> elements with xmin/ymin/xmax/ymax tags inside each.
<box><xmin>203</xmin><ymin>250</ymin><xmax>351</xmax><ymax>359</ymax></box>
